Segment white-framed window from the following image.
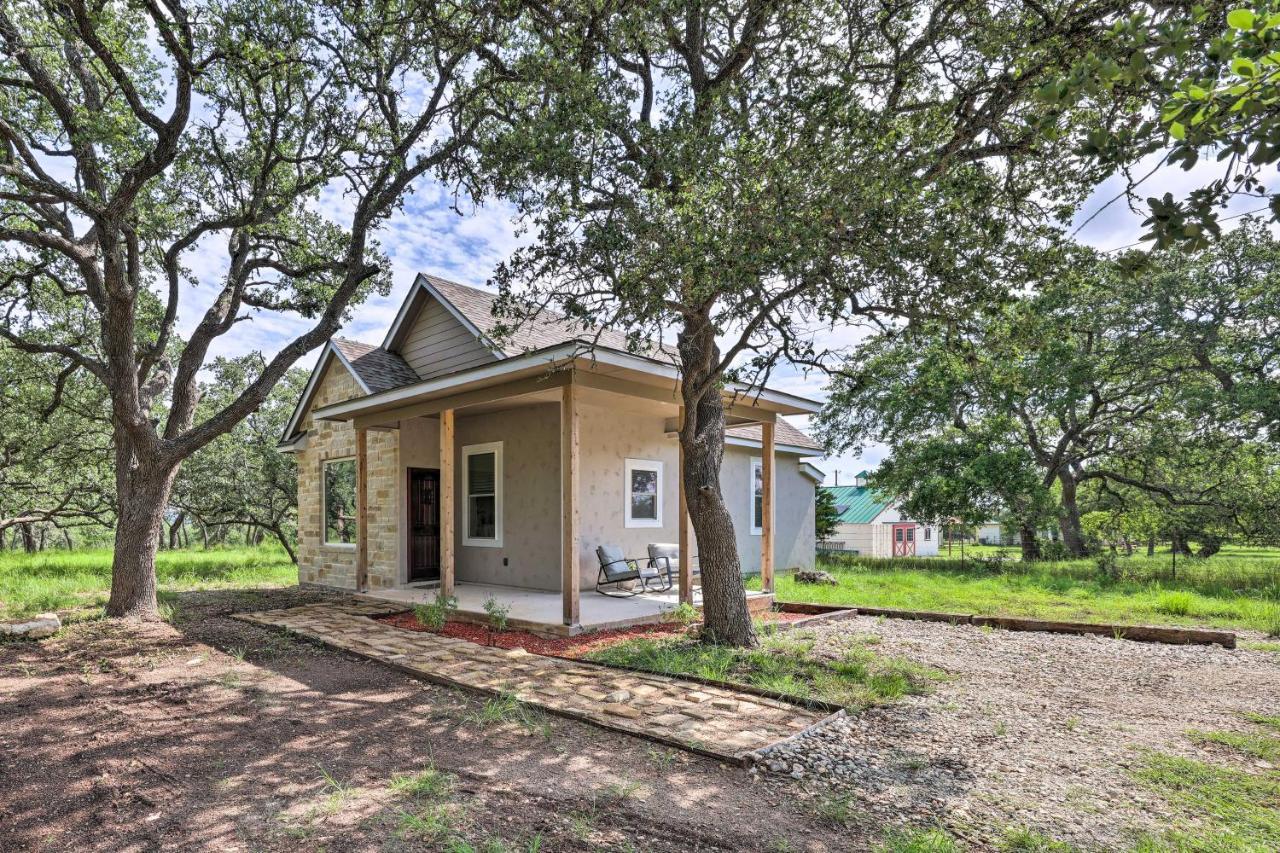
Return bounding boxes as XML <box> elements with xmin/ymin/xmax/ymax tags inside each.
<box><xmin>624</xmin><ymin>458</ymin><xmax>664</xmax><ymax>528</ymax></box>
<box><xmin>750</xmin><ymin>457</ymin><xmax>764</xmax><ymax>535</ymax></box>
<box><xmin>322</xmin><ymin>457</ymin><xmax>357</xmax><ymax>547</ymax></box>
<box><xmin>463</xmin><ymin>442</ymin><xmax>503</xmax><ymax>547</ymax></box>
<box><xmin>923</xmin><ymin>526</ymin><xmax>932</xmax><ymax>541</ymax></box>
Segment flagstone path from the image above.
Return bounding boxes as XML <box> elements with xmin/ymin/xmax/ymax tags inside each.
<box><xmin>234</xmin><ymin>600</ymin><xmax>831</xmax><ymax>764</ymax></box>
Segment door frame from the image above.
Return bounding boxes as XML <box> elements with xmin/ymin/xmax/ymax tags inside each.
<box><xmin>407</xmin><ymin>466</ymin><xmax>442</xmax><ymax>583</ymax></box>
<box><xmin>891</xmin><ymin>522</ymin><xmax>916</xmax><ymax>557</ymax></box>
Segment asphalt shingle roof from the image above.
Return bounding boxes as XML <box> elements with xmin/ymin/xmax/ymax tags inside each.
<box><xmin>319</xmin><ymin>274</ymin><xmax>823</xmax><ymax>454</ymax></box>
<box><xmin>822</xmin><ymin>485</ymin><xmax>892</xmax><ymax>524</ymax></box>
<box><xmin>725</xmin><ymin>420</ymin><xmax>823</xmax><ymax>452</ymax></box>
<box><xmin>332</xmin><ymin>338</ymin><xmax>421</xmax><ymax>393</ymax></box>
<box><xmin>422</xmin><ymin>274</ymin><xmax>671</xmax><ymax>359</ymax></box>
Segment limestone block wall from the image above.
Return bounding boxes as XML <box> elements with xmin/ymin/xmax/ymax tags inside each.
<box><xmin>296</xmin><ymin>362</ymin><xmax>400</xmax><ymax>590</ymax></box>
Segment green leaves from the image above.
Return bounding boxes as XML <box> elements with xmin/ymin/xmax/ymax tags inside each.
<box><xmin>1227</xmin><ymin>8</ymin><xmax>1257</xmax><ymax>30</ymax></box>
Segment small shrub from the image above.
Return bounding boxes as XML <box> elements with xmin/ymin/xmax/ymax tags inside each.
<box><xmin>482</xmin><ymin>596</ymin><xmax>511</xmax><ymax>645</ymax></box>
<box><xmin>1093</xmin><ymin>551</ymin><xmax>1118</xmax><ymax>579</ymax></box>
<box><xmin>667</xmin><ymin>601</ymin><xmax>699</xmax><ymax>626</ymax></box>
<box><xmin>1155</xmin><ymin>591</ymin><xmax>1195</xmax><ymax>617</ymax></box>
<box><xmin>414</xmin><ymin>592</ymin><xmax>458</xmax><ymax>631</ymax></box>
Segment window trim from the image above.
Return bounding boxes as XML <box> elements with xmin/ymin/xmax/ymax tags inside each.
<box><xmin>623</xmin><ymin>458</ymin><xmax>664</xmax><ymax>529</ymax></box>
<box><xmin>462</xmin><ymin>441</ymin><xmax>503</xmax><ymax>547</ymax></box>
<box><xmin>321</xmin><ymin>456</ymin><xmax>358</xmax><ymax>549</ymax></box>
<box><xmin>749</xmin><ymin>456</ymin><xmax>763</xmax><ymax>536</ymax></box>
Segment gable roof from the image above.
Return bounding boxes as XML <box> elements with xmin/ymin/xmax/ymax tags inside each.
<box><xmin>822</xmin><ymin>484</ymin><xmax>893</xmax><ymax>524</ymax></box>
<box><xmin>387</xmin><ymin>273</ymin><xmax>670</xmax><ymax>360</ymax></box>
<box><xmin>725</xmin><ymin>420</ymin><xmax>822</xmax><ymax>452</ymax></box>
<box><xmin>331</xmin><ymin>338</ymin><xmax>420</xmax><ymax>393</ymax></box>
<box><xmin>283</xmin><ymin>270</ymin><xmax>824</xmax><ymax>446</ymax></box>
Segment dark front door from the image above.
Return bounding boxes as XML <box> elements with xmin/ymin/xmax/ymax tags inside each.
<box><xmin>408</xmin><ymin>468</ymin><xmax>441</xmax><ymax>582</ymax></box>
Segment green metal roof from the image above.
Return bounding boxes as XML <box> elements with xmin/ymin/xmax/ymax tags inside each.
<box><xmin>822</xmin><ymin>485</ymin><xmax>892</xmax><ymax>524</ymax></box>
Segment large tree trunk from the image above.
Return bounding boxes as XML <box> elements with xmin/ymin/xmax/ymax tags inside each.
<box><xmin>1056</xmin><ymin>470</ymin><xmax>1088</xmax><ymax>557</ymax></box>
<box><xmin>1169</xmin><ymin>531</ymin><xmax>1193</xmax><ymax>555</ymax></box>
<box><xmin>106</xmin><ymin>433</ymin><xmax>178</xmax><ymax>620</ymax></box>
<box><xmin>678</xmin><ymin>315</ymin><xmax>757</xmax><ymax>648</ymax></box>
<box><xmin>1019</xmin><ymin>522</ymin><xmax>1042</xmax><ymax>561</ymax></box>
<box><xmin>169</xmin><ymin>511</ymin><xmax>185</xmax><ymax>550</ymax></box>
<box><xmin>19</xmin><ymin>523</ymin><xmax>35</xmax><ymax>554</ymax></box>
<box><xmin>270</xmin><ymin>524</ymin><xmax>298</xmax><ymax>564</ymax></box>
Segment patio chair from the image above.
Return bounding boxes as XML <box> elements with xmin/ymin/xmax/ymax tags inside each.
<box><xmin>595</xmin><ymin>544</ymin><xmax>671</xmax><ymax>597</ymax></box>
<box><xmin>646</xmin><ymin>543</ymin><xmax>700</xmax><ymax>586</ymax></box>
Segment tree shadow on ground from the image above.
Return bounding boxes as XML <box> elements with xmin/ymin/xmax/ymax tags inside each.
<box><xmin>0</xmin><ymin>586</ymin><xmax>973</xmax><ymax>851</ymax></box>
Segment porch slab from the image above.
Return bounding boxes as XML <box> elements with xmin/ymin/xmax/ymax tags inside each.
<box><xmin>357</xmin><ymin>582</ymin><xmax>774</xmax><ymax>635</ymax></box>
<box><xmin>234</xmin><ymin>600</ymin><xmax>826</xmax><ymax>765</ymax></box>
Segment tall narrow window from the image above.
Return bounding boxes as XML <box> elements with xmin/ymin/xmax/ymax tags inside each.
<box><xmin>463</xmin><ymin>442</ymin><xmax>503</xmax><ymax>547</ymax></box>
<box><xmin>323</xmin><ymin>458</ymin><xmax>357</xmax><ymax>546</ymax></box>
<box><xmin>750</xmin><ymin>457</ymin><xmax>764</xmax><ymax>535</ymax></box>
<box><xmin>624</xmin><ymin>459</ymin><xmax>663</xmax><ymax>528</ymax></box>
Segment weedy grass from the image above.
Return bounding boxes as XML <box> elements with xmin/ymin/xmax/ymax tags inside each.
<box><xmin>0</xmin><ymin>546</ymin><xmax>296</xmax><ymax>621</ymax></box>
<box><xmin>585</xmin><ymin>629</ymin><xmax>941</xmax><ymax>709</ymax></box>
<box><xmin>750</xmin><ymin>548</ymin><xmax>1280</xmax><ymax>634</ymax></box>
<box><xmin>874</xmin><ymin>827</ymin><xmax>959</xmax><ymax>852</ymax></box>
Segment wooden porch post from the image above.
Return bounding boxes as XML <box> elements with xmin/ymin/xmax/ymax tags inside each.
<box><xmin>562</xmin><ymin>379</ymin><xmax>581</xmax><ymax>626</ymax></box>
<box><xmin>355</xmin><ymin>426</ymin><xmax>369</xmax><ymax>592</ymax></box>
<box><xmin>677</xmin><ymin>406</ymin><xmax>693</xmax><ymax>605</ymax></box>
<box><xmin>439</xmin><ymin>408</ymin><xmax>455</xmax><ymax>597</ymax></box>
<box><xmin>761</xmin><ymin>421</ymin><xmax>775</xmax><ymax>594</ymax></box>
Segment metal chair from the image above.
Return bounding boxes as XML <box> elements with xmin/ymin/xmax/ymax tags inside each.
<box><xmin>646</xmin><ymin>542</ymin><xmax>699</xmax><ymax>587</ymax></box>
<box><xmin>595</xmin><ymin>544</ymin><xmax>671</xmax><ymax>597</ymax></box>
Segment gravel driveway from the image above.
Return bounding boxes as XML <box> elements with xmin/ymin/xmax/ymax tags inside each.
<box><xmin>754</xmin><ymin>614</ymin><xmax>1280</xmax><ymax>850</ymax></box>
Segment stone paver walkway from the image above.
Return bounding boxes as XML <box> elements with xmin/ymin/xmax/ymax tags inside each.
<box><xmin>234</xmin><ymin>600</ymin><xmax>829</xmax><ymax>764</ymax></box>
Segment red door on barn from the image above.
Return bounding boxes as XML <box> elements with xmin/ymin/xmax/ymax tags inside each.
<box><xmin>892</xmin><ymin>523</ymin><xmax>916</xmax><ymax>557</ymax></box>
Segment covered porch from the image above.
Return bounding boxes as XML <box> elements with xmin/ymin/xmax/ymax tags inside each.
<box><xmin>358</xmin><ymin>581</ymin><xmax>777</xmax><ymax>635</ymax></box>
<box><xmin>313</xmin><ymin>344</ymin><xmax>815</xmax><ymax>633</ymax></box>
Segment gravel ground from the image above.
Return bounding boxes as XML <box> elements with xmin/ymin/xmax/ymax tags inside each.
<box><xmin>752</xmin><ymin>614</ymin><xmax>1280</xmax><ymax>850</ymax></box>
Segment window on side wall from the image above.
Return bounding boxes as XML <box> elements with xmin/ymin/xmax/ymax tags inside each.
<box><xmin>463</xmin><ymin>442</ymin><xmax>503</xmax><ymax>547</ymax></box>
<box><xmin>750</xmin><ymin>457</ymin><xmax>763</xmax><ymax>535</ymax></box>
<box><xmin>323</xmin><ymin>457</ymin><xmax>357</xmax><ymax>547</ymax></box>
<box><xmin>624</xmin><ymin>458</ymin><xmax>663</xmax><ymax>528</ymax></box>
<box><xmin>924</xmin><ymin>527</ymin><xmax>931</xmax><ymax>541</ymax></box>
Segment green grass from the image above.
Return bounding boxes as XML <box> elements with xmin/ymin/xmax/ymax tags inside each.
<box><xmin>1133</xmin><ymin>714</ymin><xmax>1280</xmax><ymax>851</ymax></box>
<box><xmin>584</xmin><ymin>626</ymin><xmax>942</xmax><ymax>709</ymax></box>
<box><xmin>0</xmin><ymin>546</ymin><xmax>296</xmax><ymax>621</ymax></box>
<box><xmin>874</xmin><ymin>827</ymin><xmax>959</xmax><ymax>852</ymax></box>
<box><xmin>752</xmin><ymin>553</ymin><xmax>1280</xmax><ymax>635</ymax></box>
<box><xmin>1133</xmin><ymin>754</ymin><xmax>1280</xmax><ymax>850</ymax></box>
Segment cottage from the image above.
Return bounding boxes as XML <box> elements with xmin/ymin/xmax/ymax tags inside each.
<box><xmin>279</xmin><ymin>273</ymin><xmax>824</xmax><ymax>633</ymax></box>
<box><xmin>820</xmin><ymin>471</ymin><xmax>939</xmax><ymax>557</ymax></box>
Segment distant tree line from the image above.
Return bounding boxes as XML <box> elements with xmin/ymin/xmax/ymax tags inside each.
<box><xmin>0</xmin><ymin>349</ymin><xmax>306</xmax><ymax>561</ymax></box>
<box><xmin>816</xmin><ymin>223</ymin><xmax>1280</xmax><ymax>560</ymax></box>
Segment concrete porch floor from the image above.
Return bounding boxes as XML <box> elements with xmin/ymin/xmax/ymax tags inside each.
<box><xmin>357</xmin><ymin>581</ymin><xmax>774</xmax><ymax>635</ymax></box>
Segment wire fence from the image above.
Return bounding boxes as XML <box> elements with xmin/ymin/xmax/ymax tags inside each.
<box><xmin>815</xmin><ymin>544</ymin><xmax>1280</xmax><ymax>595</ymax></box>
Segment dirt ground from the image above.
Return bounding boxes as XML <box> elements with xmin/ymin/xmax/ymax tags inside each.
<box><xmin>0</xmin><ymin>588</ymin><xmax>875</xmax><ymax>853</ymax></box>
<box><xmin>3</xmin><ymin>587</ymin><xmax>1278</xmax><ymax>852</ymax></box>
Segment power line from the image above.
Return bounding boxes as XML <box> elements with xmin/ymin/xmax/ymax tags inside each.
<box><xmin>1099</xmin><ymin>204</ymin><xmax>1272</xmax><ymax>255</ymax></box>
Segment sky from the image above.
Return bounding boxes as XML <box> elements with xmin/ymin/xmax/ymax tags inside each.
<box><xmin>188</xmin><ymin>153</ymin><xmax>1271</xmax><ymax>486</ymax></box>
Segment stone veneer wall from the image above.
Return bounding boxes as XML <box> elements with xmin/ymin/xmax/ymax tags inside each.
<box><xmin>296</xmin><ymin>362</ymin><xmax>401</xmax><ymax>590</ymax></box>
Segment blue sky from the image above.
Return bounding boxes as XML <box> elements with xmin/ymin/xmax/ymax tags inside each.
<box><xmin>192</xmin><ymin>155</ymin><xmax>1270</xmax><ymax>484</ymax></box>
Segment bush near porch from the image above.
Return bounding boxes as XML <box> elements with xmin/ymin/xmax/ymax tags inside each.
<box><xmin>748</xmin><ymin>549</ymin><xmax>1280</xmax><ymax>636</ymax></box>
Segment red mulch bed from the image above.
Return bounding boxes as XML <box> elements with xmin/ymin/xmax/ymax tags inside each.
<box><xmin>373</xmin><ymin>607</ymin><xmax>813</xmax><ymax>659</ymax></box>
